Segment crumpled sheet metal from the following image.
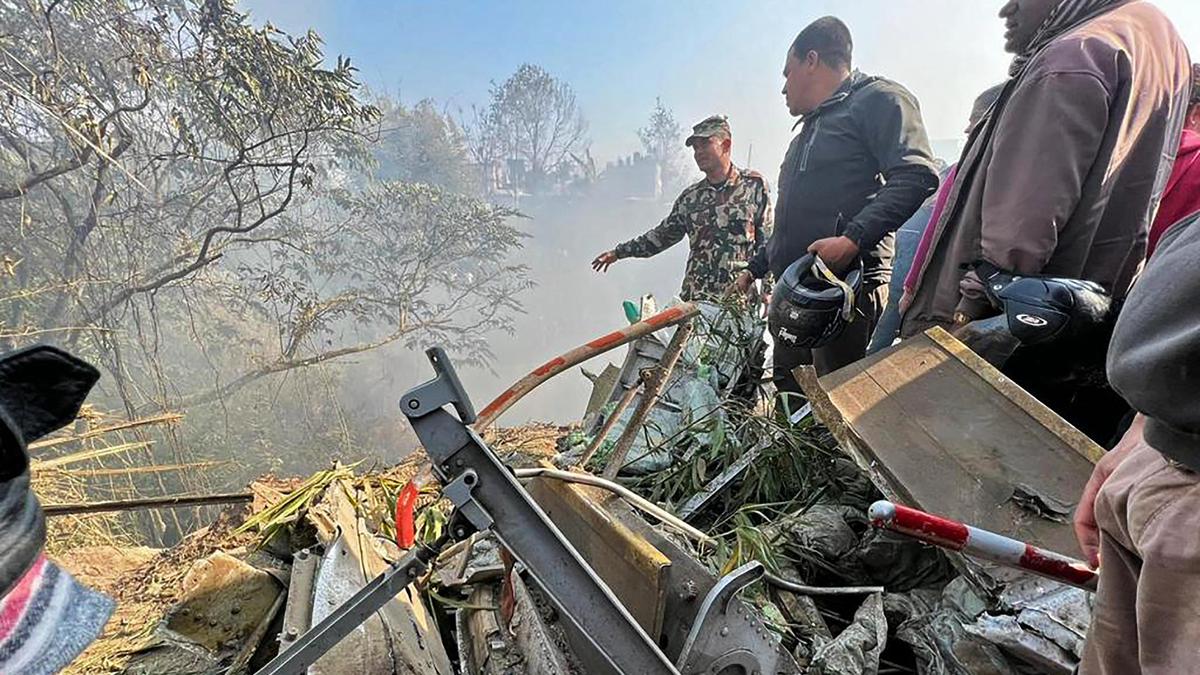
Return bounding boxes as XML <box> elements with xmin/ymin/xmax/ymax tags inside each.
<box><xmin>964</xmin><ymin>615</ymin><xmax>1076</xmax><ymax>674</ymax></box>
<box><xmin>164</xmin><ymin>552</ymin><xmax>283</xmax><ymax>652</ymax></box>
<box><xmin>771</xmin><ymin>488</ymin><xmax>1086</xmax><ymax>674</ymax></box>
<box><xmin>772</xmin><ymin>503</ymin><xmax>955</xmax><ymax>594</ymax></box>
<box><xmin>807</xmin><ymin>593</ymin><xmax>887</xmax><ymax>675</ymax></box>
<box><xmin>305</xmin><ymin>479</ymin><xmax>452</xmax><ymax>675</ymax></box>
<box><xmin>125</xmin><ymin>551</ymin><xmax>285</xmax><ymax>675</ymax></box>
<box><xmin>885</xmin><ymin>579</ymin><xmax>1018</xmax><ymax>675</ymax></box>
<box><xmin>883</xmin><ymin>574</ymin><xmax>1091</xmax><ymax>675</ymax></box>
<box><xmin>309</xmin><ymin>533</ymin><xmax>405</xmax><ymax>675</ymax></box>
<box><xmin>969</xmin><ymin>576</ymin><xmax>1092</xmax><ymax>674</ymax></box>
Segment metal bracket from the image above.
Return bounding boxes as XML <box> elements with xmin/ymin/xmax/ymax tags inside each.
<box><xmin>258</xmin><ymin>347</ymin><xmax>679</xmax><ymax>675</ymax></box>
<box><xmin>443</xmin><ymin>469</ymin><xmax>493</xmax><ymax>534</ymax></box>
<box><xmin>676</xmin><ymin>561</ymin><xmax>799</xmax><ymax>675</ymax></box>
<box><xmin>400</xmin><ymin>346</ymin><xmax>476</xmax><ymax>423</ymax></box>
<box><xmin>277</xmin><ymin>547</ymin><xmax>319</xmax><ymax>652</ymax></box>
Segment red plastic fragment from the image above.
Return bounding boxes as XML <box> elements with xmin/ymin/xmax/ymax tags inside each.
<box><xmin>395</xmin><ymin>480</ymin><xmax>420</xmax><ymax>549</ymax></box>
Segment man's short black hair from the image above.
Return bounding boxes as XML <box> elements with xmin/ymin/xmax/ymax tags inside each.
<box><xmin>790</xmin><ymin>16</ymin><xmax>853</xmax><ymax>71</ymax></box>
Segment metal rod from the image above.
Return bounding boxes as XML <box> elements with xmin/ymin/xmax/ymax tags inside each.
<box><xmin>513</xmin><ymin>467</ymin><xmax>714</xmax><ymax>546</ymax></box>
<box><xmin>868</xmin><ymin>500</ymin><xmax>1098</xmax><ymax>592</ymax></box>
<box><xmin>603</xmin><ymin>318</ymin><xmax>694</xmax><ymax>479</ymax></box>
<box><xmin>473</xmin><ymin>303</ymin><xmax>699</xmax><ymax>430</ymax></box>
<box><xmin>44</xmin><ymin>491</ymin><xmax>253</xmax><ymax>516</ymax></box>
<box><xmin>579</xmin><ymin>378</ymin><xmax>644</xmax><ymax>467</ymax></box>
<box><xmin>677</xmin><ymin>436</ymin><xmax>769</xmax><ymax>522</ymax></box>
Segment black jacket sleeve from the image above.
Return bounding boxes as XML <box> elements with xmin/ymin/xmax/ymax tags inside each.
<box><xmin>842</xmin><ymin>83</ymin><xmax>939</xmax><ymax>252</ymax></box>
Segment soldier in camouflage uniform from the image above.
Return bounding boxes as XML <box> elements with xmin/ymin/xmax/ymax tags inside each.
<box><xmin>592</xmin><ymin>115</ymin><xmax>773</xmax><ymax>302</ymax></box>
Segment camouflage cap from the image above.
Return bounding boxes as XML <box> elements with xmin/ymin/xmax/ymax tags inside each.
<box><xmin>685</xmin><ymin>115</ymin><xmax>731</xmax><ymax>147</ymax></box>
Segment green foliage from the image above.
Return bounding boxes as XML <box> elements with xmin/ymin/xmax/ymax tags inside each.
<box><xmin>237</xmin><ymin>464</ymin><xmax>358</xmax><ymax>543</ymax></box>
<box><xmin>615</xmin><ymin>303</ymin><xmax>847</xmax><ymax>578</ymax></box>
<box><xmin>415</xmin><ymin>500</ymin><xmax>449</xmax><ymax>545</ymax></box>
<box><xmin>712</xmin><ymin>508</ymin><xmax>782</xmax><ymax>576</ymax></box>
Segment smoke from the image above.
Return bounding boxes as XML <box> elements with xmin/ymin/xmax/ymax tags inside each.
<box><xmin>476</xmin><ymin>193</ymin><xmax>690</xmax><ymax>423</ymax></box>
<box><xmin>328</xmin><ymin>190</ymin><xmax>691</xmax><ymax>433</ymax></box>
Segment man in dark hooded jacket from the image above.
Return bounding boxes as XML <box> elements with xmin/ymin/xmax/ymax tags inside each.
<box><xmin>1075</xmin><ymin>210</ymin><xmax>1200</xmax><ymax>673</ymax></box>
<box><xmin>737</xmin><ymin>16</ymin><xmax>938</xmax><ymax>404</ymax></box>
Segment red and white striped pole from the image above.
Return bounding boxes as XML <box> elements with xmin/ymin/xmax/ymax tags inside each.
<box><xmin>868</xmin><ymin>500</ymin><xmax>1098</xmax><ymax>592</ymax></box>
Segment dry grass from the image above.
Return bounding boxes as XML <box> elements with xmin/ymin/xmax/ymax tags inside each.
<box><xmin>482</xmin><ymin>422</ymin><xmax>575</xmax><ymax>462</ymax></box>
<box><xmin>30</xmin><ymin>407</ymin><xmax>212</xmax><ymax>555</ymax></box>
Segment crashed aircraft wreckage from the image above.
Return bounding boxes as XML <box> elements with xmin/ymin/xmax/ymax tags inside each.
<box><xmin>257</xmin><ymin>346</ymin><xmax>802</xmax><ymax>675</ymax></box>
<box><xmin>52</xmin><ymin>299</ymin><xmax>1105</xmax><ymax>674</ymax></box>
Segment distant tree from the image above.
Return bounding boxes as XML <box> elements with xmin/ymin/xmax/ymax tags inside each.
<box><xmin>638</xmin><ymin>98</ymin><xmax>686</xmax><ymax>194</ymax></box>
<box><xmin>468</xmin><ymin>64</ymin><xmax>589</xmax><ymax>193</ymax></box>
<box><xmin>372</xmin><ymin>97</ymin><xmax>473</xmax><ymax>194</ymax></box>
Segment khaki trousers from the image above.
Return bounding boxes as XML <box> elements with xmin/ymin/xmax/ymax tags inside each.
<box><xmin>1080</xmin><ymin>444</ymin><xmax>1200</xmax><ymax>674</ymax></box>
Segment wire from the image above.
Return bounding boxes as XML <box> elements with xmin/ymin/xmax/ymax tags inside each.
<box><xmin>512</xmin><ymin>467</ymin><xmax>714</xmax><ymax>546</ymax></box>
<box><xmin>763</xmin><ymin>571</ymin><xmax>884</xmax><ymax>596</ymax></box>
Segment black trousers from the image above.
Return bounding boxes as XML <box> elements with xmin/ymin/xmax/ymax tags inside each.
<box><xmin>1001</xmin><ymin>334</ymin><xmax>1129</xmax><ymax>447</ymax></box>
<box><xmin>770</xmin><ymin>280</ymin><xmax>888</xmax><ymax>410</ymax></box>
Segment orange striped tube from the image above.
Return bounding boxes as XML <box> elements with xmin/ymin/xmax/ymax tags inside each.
<box><xmin>473</xmin><ymin>302</ymin><xmax>699</xmax><ymax>431</ymax></box>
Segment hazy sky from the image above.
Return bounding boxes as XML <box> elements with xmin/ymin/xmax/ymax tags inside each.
<box><xmin>244</xmin><ymin>0</ymin><xmax>1200</xmax><ymax>179</ymax></box>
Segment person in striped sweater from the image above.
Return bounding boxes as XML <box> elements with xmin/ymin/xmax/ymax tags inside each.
<box><xmin>0</xmin><ymin>346</ymin><xmax>114</xmax><ymax>674</ymax></box>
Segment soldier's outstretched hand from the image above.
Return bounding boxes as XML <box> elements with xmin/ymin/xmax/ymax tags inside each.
<box><xmin>592</xmin><ymin>250</ymin><xmax>618</xmax><ymax>273</ymax></box>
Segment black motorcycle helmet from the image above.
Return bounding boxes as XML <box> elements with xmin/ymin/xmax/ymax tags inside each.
<box><xmin>768</xmin><ymin>253</ymin><xmax>863</xmax><ymax>349</ymax></box>
<box><xmin>972</xmin><ymin>262</ymin><xmax>1113</xmax><ymax>345</ymax></box>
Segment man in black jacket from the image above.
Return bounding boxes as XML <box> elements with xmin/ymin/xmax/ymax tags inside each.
<box><xmin>738</xmin><ymin>16</ymin><xmax>938</xmax><ymax>400</ymax></box>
